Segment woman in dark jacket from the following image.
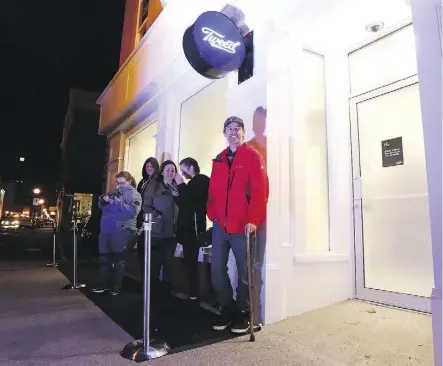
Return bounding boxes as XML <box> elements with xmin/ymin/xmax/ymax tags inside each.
<box><xmin>176</xmin><ymin>157</ymin><xmax>210</xmax><ymax>300</ymax></box>
<box><xmin>143</xmin><ymin>160</ymin><xmax>182</xmax><ymax>296</ymax></box>
<box><xmin>136</xmin><ymin>157</ymin><xmax>159</xmax><ymax>272</ymax></box>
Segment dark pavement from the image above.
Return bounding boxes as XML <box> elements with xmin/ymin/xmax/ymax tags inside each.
<box><xmin>0</xmin><ymin>228</ymin><xmax>55</xmax><ymax>265</ymax></box>
<box><xmin>0</xmin><ymin>227</ymin><xmax>239</xmax><ymax>365</ymax></box>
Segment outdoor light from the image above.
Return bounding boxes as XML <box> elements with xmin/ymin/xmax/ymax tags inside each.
<box><xmin>33</xmin><ymin>188</ymin><xmax>41</xmax><ymax>195</ymax></box>
<box><xmin>38</xmin><ymin>199</ymin><xmax>45</xmax><ymax>205</ymax></box>
<box><xmin>366</xmin><ymin>21</ymin><xmax>384</xmax><ymax>33</ymax></box>
<box><xmin>19</xmin><ymin>157</ymin><xmax>25</xmax><ymax>162</ymax></box>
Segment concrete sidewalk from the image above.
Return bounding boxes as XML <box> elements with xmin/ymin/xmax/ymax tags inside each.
<box><xmin>151</xmin><ymin>301</ymin><xmax>433</xmax><ymax>366</ymax></box>
<box><xmin>0</xmin><ymin>261</ymin><xmax>133</xmax><ymax>366</ymax></box>
<box><xmin>0</xmin><ymin>261</ymin><xmax>433</xmax><ymax>365</ymax></box>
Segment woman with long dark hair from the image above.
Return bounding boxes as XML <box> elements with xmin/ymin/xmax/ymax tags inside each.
<box><xmin>136</xmin><ymin>157</ymin><xmax>160</xmax><ymax>272</ymax></box>
<box><xmin>143</xmin><ymin>160</ymin><xmax>183</xmax><ymax>297</ymax></box>
<box><xmin>93</xmin><ymin>171</ymin><xmax>141</xmax><ymax>295</ymax></box>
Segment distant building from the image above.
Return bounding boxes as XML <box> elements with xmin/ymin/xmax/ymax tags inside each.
<box><xmin>58</xmin><ymin>89</ymin><xmax>107</xmax><ymax>231</ymax></box>
<box><xmin>0</xmin><ymin>181</ymin><xmax>23</xmax><ymax>214</ymax></box>
<box><xmin>0</xmin><ymin>189</ymin><xmax>4</xmax><ymax>218</ymax></box>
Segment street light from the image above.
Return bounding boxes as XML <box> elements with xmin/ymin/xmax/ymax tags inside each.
<box><xmin>38</xmin><ymin>199</ymin><xmax>45</xmax><ymax>205</ymax></box>
<box><xmin>33</xmin><ymin>188</ymin><xmax>41</xmax><ymax>195</ymax></box>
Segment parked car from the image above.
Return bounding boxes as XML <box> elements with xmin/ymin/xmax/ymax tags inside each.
<box><xmin>0</xmin><ymin>217</ymin><xmax>20</xmax><ymax>233</ymax></box>
<box><xmin>20</xmin><ymin>217</ymin><xmax>33</xmax><ymax>229</ymax></box>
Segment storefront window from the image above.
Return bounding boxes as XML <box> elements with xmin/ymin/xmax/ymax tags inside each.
<box><xmin>137</xmin><ymin>0</ymin><xmax>149</xmax><ymax>43</ymax></box>
<box><xmin>126</xmin><ymin>122</ymin><xmax>157</xmax><ymax>183</ymax></box>
<box><xmin>179</xmin><ymin>79</ymin><xmax>229</xmax><ymax>229</ymax></box>
<box><xmin>179</xmin><ymin>79</ymin><xmax>228</xmax><ymax>178</ymax></box>
<box><xmin>302</xmin><ymin>50</ymin><xmax>330</xmax><ymax>252</ymax></box>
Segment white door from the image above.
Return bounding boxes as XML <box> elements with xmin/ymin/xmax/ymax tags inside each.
<box><xmin>350</xmin><ymin>75</ymin><xmax>434</xmax><ymax>313</ymax></box>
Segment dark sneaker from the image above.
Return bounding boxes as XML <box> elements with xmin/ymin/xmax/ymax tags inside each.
<box><xmin>231</xmin><ymin>316</ymin><xmax>250</xmax><ymax>334</ymax></box>
<box><xmin>188</xmin><ymin>297</ymin><xmax>200</xmax><ymax>307</ymax></box>
<box><xmin>91</xmin><ymin>287</ymin><xmax>108</xmax><ymax>294</ymax></box>
<box><xmin>213</xmin><ymin>308</ymin><xmax>232</xmax><ymax>331</ymax></box>
<box><xmin>109</xmin><ymin>289</ymin><xmax>120</xmax><ymax>296</ymax></box>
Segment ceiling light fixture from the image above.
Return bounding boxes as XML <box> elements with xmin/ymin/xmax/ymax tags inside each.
<box><xmin>366</xmin><ymin>21</ymin><xmax>384</xmax><ymax>33</ymax></box>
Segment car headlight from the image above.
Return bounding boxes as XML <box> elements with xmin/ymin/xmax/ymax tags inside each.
<box><xmin>4</xmin><ymin>221</ymin><xmax>9</xmax><ymax>225</ymax></box>
<box><xmin>12</xmin><ymin>221</ymin><xmax>19</xmax><ymax>225</ymax></box>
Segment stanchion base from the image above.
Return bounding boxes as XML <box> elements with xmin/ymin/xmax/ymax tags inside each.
<box><xmin>46</xmin><ymin>263</ymin><xmax>59</xmax><ymax>267</ymax></box>
<box><xmin>62</xmin><ymin>283</ymin><xmax>86</xmax><ymax>290</ymax></box>
<box><xmin>120</xmin><ymin>338</ymin><xmax>170</xmax><ymax>362</ymax></box>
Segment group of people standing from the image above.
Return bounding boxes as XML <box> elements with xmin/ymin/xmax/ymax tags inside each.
<box><xmin>92</xmin><ymin>115</ymin><xmax>268</xmax><ymax>335</ymax></box>
<box><xmin>136</xmin><ymin>156</ymin><xmax>210</xmax><ymax>301</ymax></box>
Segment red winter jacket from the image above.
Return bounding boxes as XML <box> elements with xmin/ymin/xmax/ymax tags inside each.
<box><xmin>207</xmin><ymin>143</ymin><xmax>269</xmax><ymax>234</ymax></box>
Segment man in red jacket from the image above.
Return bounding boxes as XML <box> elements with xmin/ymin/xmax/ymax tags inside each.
<box><xmin>207</xmin><ymin>116</ymin><xmax>268</xmax><ymax>334</ymax></box>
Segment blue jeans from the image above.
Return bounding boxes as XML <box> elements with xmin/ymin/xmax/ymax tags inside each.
<box><xmin>211</xmin><ymin>221</ymin><xmax>250</xmax><ymax>313</ymax></box>
<box><xmin>98</xmin><ymin>229</ymin><xmax>136</xmax><ymax>291</ymax></box>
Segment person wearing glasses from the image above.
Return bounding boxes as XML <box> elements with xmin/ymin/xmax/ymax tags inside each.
<box><xmin>92</xmin><ymin>171</ymin><xmax>142</xmax><ymax>296</ymax></box>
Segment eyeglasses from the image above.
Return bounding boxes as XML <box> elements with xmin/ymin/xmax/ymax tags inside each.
<box><xmin>116</xmin><ymin>180</ymin><xmax>127</xmax><ymax>186</ymax></box>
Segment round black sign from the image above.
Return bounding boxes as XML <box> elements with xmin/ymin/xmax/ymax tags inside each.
<box><xmin>183</xmin><ymin>11</ymin><xmax>246</xmax><ymax>79</ymax></box>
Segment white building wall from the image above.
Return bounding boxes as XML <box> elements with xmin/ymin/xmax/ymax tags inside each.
<box><xmin>98</xmin><ymin>0</ymin><xmax>439</xmax><ymax>333</ymax></box>
<box><xmin>410</xmin><ymin>0</ymin><xmax>442</xmax><ymax>364</ymax></box>
<box><xmin>114</xmin><ymin>0</ymin><xmax>354</xmax><ymax>325</ymax></box>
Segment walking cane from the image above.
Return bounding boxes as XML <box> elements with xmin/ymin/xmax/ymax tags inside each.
<box><xmin>246</xmin><ymin>230</ymin><xmax>256</xmax><ymax>342</ymax></box>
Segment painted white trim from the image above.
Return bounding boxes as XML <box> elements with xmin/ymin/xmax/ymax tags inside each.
<box><xmin>356</xmin><ymin>288</ymin><xmax>431</xmax><ymax>313</ymax></box>
<box><xmin>126</xmin><ymin>118</ymin><xmax>157</xmax><ymax>140</ymax></box>
<box><xmin>293</xmin><ymin>253</ymin><xmax>349</xmax><ymax>264</ymax></box>
<box><xmin>123</xmin><ymin>120</ymin><xmax>158</xmax><ymax>172</ymax></box>
<box><xmin>350</xmin><ymin>74</ymin><xmax>419</xmax><ymax>103</ymax></box>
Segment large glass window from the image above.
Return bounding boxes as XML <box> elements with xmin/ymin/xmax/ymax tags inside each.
<box><xmin>126</xmin><ymin>122</ymin><xmax>157</xmax><ymax>183</ymax></box>
<box><xmin>179</xmin><ymin>80</ymin><xmax>228</xmax><ymax>178</ymax></box>
<box><xmin>302</xmin><ymin>50</ymin><xmax>330</xmax><ymax>252</ymax></box>
<box><xmin>179</xmin><ymin>80</ymin><xmax>228</xmax><ymax>229</ymax></box>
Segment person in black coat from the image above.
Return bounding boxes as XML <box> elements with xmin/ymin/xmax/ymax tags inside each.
<box><xmin>175</xmin><ymin>157</ymin><xmax>210</xmax><ymax>300</ymax></box>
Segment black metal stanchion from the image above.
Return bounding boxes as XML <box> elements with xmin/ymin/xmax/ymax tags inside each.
<box><xmin>121</xmin><ymin>213</ymin><xmax>170</xmax><ymax>362</ymax></box>
<box><xmin>46</xmin><ymin>225</ymin><xmax>59</xmax><ymax>268</ymax></box>
<box><xmin>62</xmin><ymin>219</ymin><xmax>86</xmax><ymax>290</ymax></box>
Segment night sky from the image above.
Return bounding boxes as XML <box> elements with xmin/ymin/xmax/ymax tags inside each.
<box><xmin>0</xmin><ymin>0</ymin><xmax>125</xmax><ymax>203</ymax></box>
